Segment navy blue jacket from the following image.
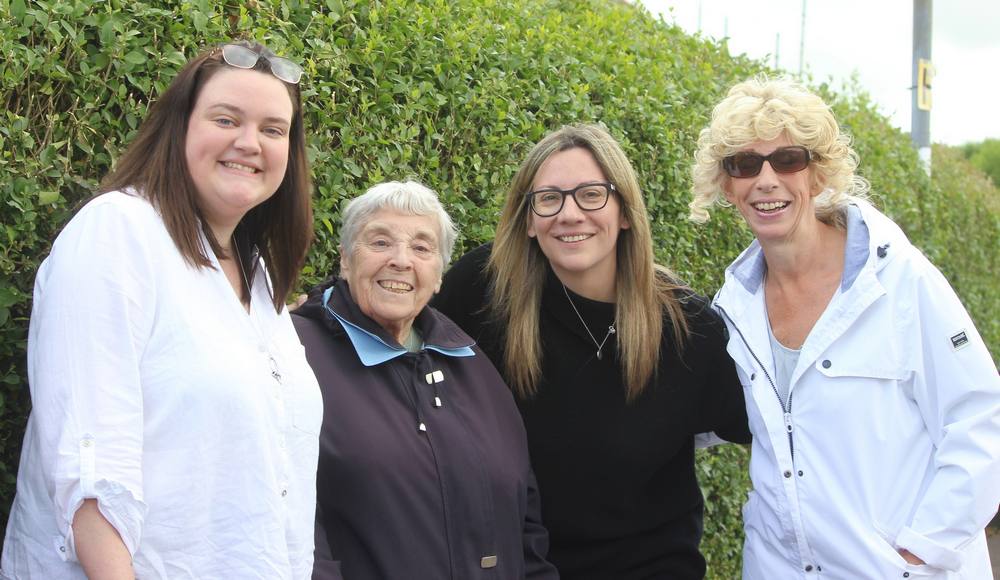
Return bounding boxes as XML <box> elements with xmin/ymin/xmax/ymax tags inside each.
<box><xmin>293</xmin><ymin>278</ymin><xmax>558</xmax><ymax>580</ymax></box>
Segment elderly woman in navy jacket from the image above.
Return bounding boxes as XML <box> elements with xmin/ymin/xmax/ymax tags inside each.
<box><xmin>293</xmin><ymin>180</ymin><xmax>558</xmax><ymax>580</ymax></box>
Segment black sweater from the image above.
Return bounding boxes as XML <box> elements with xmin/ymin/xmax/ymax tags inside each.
<box><xmin>432</xmin><ymin>244</ymin><xmax>750</xmax><ymax>580</ymax></box>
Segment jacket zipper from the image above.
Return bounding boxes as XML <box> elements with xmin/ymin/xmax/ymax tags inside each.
<box><xmin>717</xmin><ymin>305</ymin><xmax>795</xmax><ymax>460</ymax></box>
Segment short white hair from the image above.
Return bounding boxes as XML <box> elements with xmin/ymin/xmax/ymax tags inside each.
<box><xmin>339</xmin><ymin>180</ymin><xmax>458</xmax><ymax>271</ymax></box>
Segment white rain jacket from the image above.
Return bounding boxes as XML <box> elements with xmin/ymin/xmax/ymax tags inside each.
<box><xmin>713</xmin><ymin>200</ymin><xmax>999</xmax><ymax>580</ymax></box>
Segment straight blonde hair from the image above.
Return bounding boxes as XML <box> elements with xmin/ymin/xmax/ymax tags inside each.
<box><xmin>489</xmin><ymin>124</ymin><xmax>689</xmax><ymax>401</ymax></box>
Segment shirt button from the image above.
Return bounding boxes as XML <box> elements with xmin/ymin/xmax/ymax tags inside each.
<box><xmin>798</xmin><ymin>470</ymin><xmax>804</xmax><ymax>477</ymax></box>
<box><xmin>59</xmin><ymin>546</ymin><xmax>66</xmax><ymax>552</ymax></box>
<box><xmin>750</xmin><ymin>373</ymin><xmax>756</xmax><ymax>381</ymax></box>
<box><xmin>822</xmin><ymin>359</ymin><xmax>832</xmax><ymax>368</ymax></box>
<box><xmin>903</xmin><ymin>573</ymin><xmax>910</xmax><ymax>578</ymax></box>
<box><xmin>783</xmin><ymin>470</ymin><xmax>792</xmax><ymax>478</ymax></box>
<box><xmin>281</xmin><ymin>489</ymin><xmax>287</xmax><ymax>497</ymax></box>
<box><xmin>805</xmin><ymin>565</ymin><xmax>813</xmax><ymax>572</ymax></box>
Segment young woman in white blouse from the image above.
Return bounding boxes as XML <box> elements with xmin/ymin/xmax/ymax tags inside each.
<box><xmin>1</xmin><ymin>41</ymin><xmax>322</xmax><ymax>579</ymax></box>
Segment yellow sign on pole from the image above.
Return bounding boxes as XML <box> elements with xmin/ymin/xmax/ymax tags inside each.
<box><xmin>917</xmin><ymin>59</ymin><xmax>933</xmax><ymax>111</ymax></box>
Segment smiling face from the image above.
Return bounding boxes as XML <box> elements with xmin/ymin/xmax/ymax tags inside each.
<box><xmin>185</xmin><ymin>68</ymin><xmax>293</xmax><ymax>242</ymax></box>
<box><xmin>722</xmin><ymin>134</ymin><xmax>822</xmax><ymax>244</ymax></box>
<box><xmin>526</xmin><ymin>147</ymin><xmax>629</xmax><ymax>299</ymax></box>
<box><xmin>342</xmin><ymin>209</ymin><xmax>444</xmax><ymax>343</ymax></box>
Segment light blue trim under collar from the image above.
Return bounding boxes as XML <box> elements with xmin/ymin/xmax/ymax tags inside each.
<box><xmin>322</xmin><ymin>286</ymin><xmax>474</xmax><ymax>367</ymax></box>
<box><xmin>840</xmin><ymin>204</ymin><xmax>869</xmax><ymax>291</ymax></box>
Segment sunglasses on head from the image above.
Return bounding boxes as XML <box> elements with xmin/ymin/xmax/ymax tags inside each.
<box><xmin>722</xmin><ymin>146</ymin><xmax>812</xmax><ymax>178</ymax></box>
<box><xmin>220</xmin><ymin>43</ymin><xmax>303</xmax><ymax>85</ymax></box>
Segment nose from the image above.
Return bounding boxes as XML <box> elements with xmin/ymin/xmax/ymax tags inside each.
<box><xmin>754</xmin><ymin>159</ymin><xmax>780</xmax><ymax>191</ymax></box>
<box><xmin>387</xmin><ymin>243</ymin><xmax>414</xmax><ymax>269</ymax></box>
<box><xmin>557</xmin><ymin>194</ymin><xmax>586</xmax><ymax>221</ymax></box>
<box><xmin>234</xmin><ymin>125</ymin><xmax>262</xmax><ymax>154</ymax></box>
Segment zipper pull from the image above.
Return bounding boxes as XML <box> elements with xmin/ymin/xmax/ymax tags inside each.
<box><xmin>783</xmin><ymin>412</ymin><xmax>793</xmax><ymax>433</ymax></box>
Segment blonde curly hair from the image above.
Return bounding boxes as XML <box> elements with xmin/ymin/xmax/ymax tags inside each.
<box><xmin>689</xmin><ymin>76</ymin><xmax>869</xmax><ymax>227</ymax></box>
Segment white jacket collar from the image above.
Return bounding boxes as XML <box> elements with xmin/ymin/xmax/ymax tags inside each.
<box><xmin>717</xmin><ymin>199</ymin><xmax>910</xmax><ymax>316</ymax></box>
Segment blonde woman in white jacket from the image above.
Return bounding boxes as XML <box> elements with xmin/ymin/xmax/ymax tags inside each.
<box><xmin>689</xmin><ymin>77</ymin><xmax>1000</xmax><ymax>580</ymax></box>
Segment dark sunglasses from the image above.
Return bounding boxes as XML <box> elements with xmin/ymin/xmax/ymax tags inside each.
<box><xmin>220</xmin><ymin>44</ymin><xmax>303</xmax><ymax>85</ymax></box>
<box><xmin>722</xmin><ymin>146</ymin><xmax>812</xmax><ymax>178</ymax></box>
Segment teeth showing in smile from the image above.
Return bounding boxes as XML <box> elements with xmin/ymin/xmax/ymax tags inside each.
<box><xmin>752</xmin><ymin>201</ymin><xmax>788</xmax><ymax>212</ymax></box>
<box><xmin>378</xmin><ymin>280</ymin><xmax>413</xmax><ymax>293</ymax></box>
<box><xmin>558</xmin><ymin>234</ymin><xmax>592</xmax><ymax>242</ymax></box>
<box><xmin>222</xmin><ymin>161</ymin><xmax>259</xmax><ymax>174</ymax></box>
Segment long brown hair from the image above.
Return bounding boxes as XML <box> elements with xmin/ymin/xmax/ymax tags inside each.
<box><xmin>488</xmin><ymin>123</ymin><xmax>689</xmax><ymax>401</ymax></box>
<box><xmin>100</xmin><ymin>40</ymin><xmax>313</xmax><ymax>312</ymax></box>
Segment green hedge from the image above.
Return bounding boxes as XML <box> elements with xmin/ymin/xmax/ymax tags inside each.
<box><xmin>2</xmin><ymin>1</ymin><xmax>996</xmax><ymax>576</ymax></box>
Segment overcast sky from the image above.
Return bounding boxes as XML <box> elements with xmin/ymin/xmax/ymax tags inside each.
<box><xmin>638</xmin><ymin>0</ymin><xmax>1000</xmax><ymax>146</ymax></box>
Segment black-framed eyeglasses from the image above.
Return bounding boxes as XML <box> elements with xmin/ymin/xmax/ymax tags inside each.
<box><xmin>220</xmin><ymin>43</ymin><xmax>303</xmax><ymax>85</ymax></box>
<box><xmin>722</xmin><ymin>146</ymin><xmax>812</xmax><ymax>178</ymax></box>
<box><xmin>525</xmin><ymin>182</ymin><xmax>616</xmax><ymax>217</ymax></box>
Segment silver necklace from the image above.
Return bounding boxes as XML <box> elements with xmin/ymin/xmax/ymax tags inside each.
<box><xmin>234</xmin><ymin>243</ymin><xmax>281</xmax><ymax>382</ymax></box>
<box><xmin>233</xmin><ymin>240</ymin><xmax>252</xmax><ymax>312</ymax></box>
<box><xmin>562</xmin><ymin>283</ymin><xmax>616</xmax><ymax>360</ymax></box>
<box><xmin>232</xmin><ymin>242</ymin><xmax>251</xmax><ymax>305</ymax></box>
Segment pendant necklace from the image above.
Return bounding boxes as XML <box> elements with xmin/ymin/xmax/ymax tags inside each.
<box><xmin>562</xmin><ymin>283</ymin><xmax>616</xmax><ymax>360</ymax></box>
<box><xmin>234</xmin><ymin>243</ymin><xmax>281</xmax><ymax>383</ymax></box>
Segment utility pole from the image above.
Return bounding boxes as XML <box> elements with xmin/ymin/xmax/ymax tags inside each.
<box><xmin>912</xmin><ymin>0</ymin><xmax>933</xmax><ymax>174</ymax></box>
<box><xmin>775</xmin><ymin>33</ymin><xmax>781</xmax><ymax>70</ymax></box>
<box><xmin>798</xmin><ymin>0</ymin><xmax>806</xmax><ymax>77</ymax></box>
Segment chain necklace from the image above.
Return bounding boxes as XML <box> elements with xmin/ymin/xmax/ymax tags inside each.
<box><xmin>562</xmin><ymin>283</ymin><xmax>616</xmax><ymax>360</ymax></box>
<box><xmin>234</xmin><ymin>243</ymin><xmax>281</xmax><ymax>382</ymax></box>
<box><xmin>232</xmin><ymin>242</ymin><xmax>251</xmax><ymax>304</ymax></box>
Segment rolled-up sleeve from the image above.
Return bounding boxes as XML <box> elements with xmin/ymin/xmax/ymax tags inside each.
<box><xmin>27</xmin><ymin>197</ymin><xmax>155</xmax><ymax>560</ymax></box>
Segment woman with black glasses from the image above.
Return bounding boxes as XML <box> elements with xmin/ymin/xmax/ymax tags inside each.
<box><xmin>690</xmin><ymin>77</ymin><xmax>1000</xmax><ymax>579</ymax></box>
<box><xmin>1</xmin><ymin>41</ymin><xmax>321</xmax><ymax>578</ymax></box>
<box><xmin>433</xmin><ymin>123</ymin><xmax>750</xmax><ymax>579</ymax></box>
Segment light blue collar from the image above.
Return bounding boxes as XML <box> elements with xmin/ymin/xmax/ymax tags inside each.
<box><xmin>840</xmin><ymin>204</ymin><xmax>869</xmax><ymax>290</ymax></box>
<box><xmin>322</xmin><ymin>286</ymin><xmax>474</xmax><ymax>367</ymax></box>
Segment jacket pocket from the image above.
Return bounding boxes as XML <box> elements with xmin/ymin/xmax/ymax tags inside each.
<box><xmin>814</xmin><ymin>358</ymin><xmax>908</xmax><ymax>381</ymax></box>
<box><xmin>872</xmin><ymin>520</ymin><xmax>944</xmax><ymax>578</ymax></box>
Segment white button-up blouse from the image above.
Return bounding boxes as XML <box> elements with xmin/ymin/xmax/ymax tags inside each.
<box><xmin>1</xmin><ymin>191</ymin><xmax>323</xmax><ymax>579</ymax></box>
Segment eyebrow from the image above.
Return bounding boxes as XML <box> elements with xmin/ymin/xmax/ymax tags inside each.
<box><xmin>531</xmin><ymin>180</ymin><xmax>607</xmax><ymax>191</ymax></box>
<box><xmin>204</xmin><ymin>103</ymin><xmax>291</xmax><ymax>127</ymax></box>
<box><xmin>363</xmin><ymin>223</ymin><xmax>439</xmax><ymax>244</ymax></box>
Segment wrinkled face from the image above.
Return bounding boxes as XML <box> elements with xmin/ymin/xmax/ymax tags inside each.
<box><xmin>185</xmin><ymin>68</ymin><xmax>293</xmax><ymax>240</ymax></box>
<box><xmin>343</xmin><ymin>209</ymin><xmax>443</xmax><ymax>342</ymax></box>
<box><xmin>722</xmin><ymin>134</ymin><xmax>820</xmax><ymax>243</ymax></box>
<box><xmin>526</xmin><ymin>147</ymin><xmax>629</xmax><ymax>293</ymax></box>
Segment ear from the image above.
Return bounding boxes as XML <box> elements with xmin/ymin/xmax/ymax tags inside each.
<box><xmin>526</xmin><ymin>216</ymin><xmax>537</xmax><ymax>238</ymax></box>
<box><xmin>721</xmin><ymin>178</ymin><xmax>736</xmax><ymax>203</ymax></box>
<box><xmin>620</xmin><ymin>210</ymin><xmax>630</xmax><ymax>230</ymax></box>
<box><xmin>338</xmin><ymin>246</ymin><xmax>350</xmax><ymax>277</ymax></box>
<box><xmin>810</xmin><ymin>168</ymin><xmax>827</xmax><ymax>197</ymax></box>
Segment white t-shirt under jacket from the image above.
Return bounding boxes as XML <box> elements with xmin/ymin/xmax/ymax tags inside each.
<box><xmin>1</xmin><ymin>191</ymin><xmax>323</xmax><ymax>579</ymax></box>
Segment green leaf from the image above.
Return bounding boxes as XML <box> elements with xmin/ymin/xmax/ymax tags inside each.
<box><xmin>100</xmin><ymin>19</ymin><xmax>116</xmax><ymax>46</ymax></box>
<box><xmin>123</xmin><ymin>50</ymin><xmax>146</xmax><ymax>65</ymax></box>
<box><xmin>11</xmin><ymin>0</ymin><xmax>26</xmax><ymax>20</ymax></box>
<box><xmin>38</xmin><ymin>190</ymin><xmax>59</xmax><ymax>205</ymax></box>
